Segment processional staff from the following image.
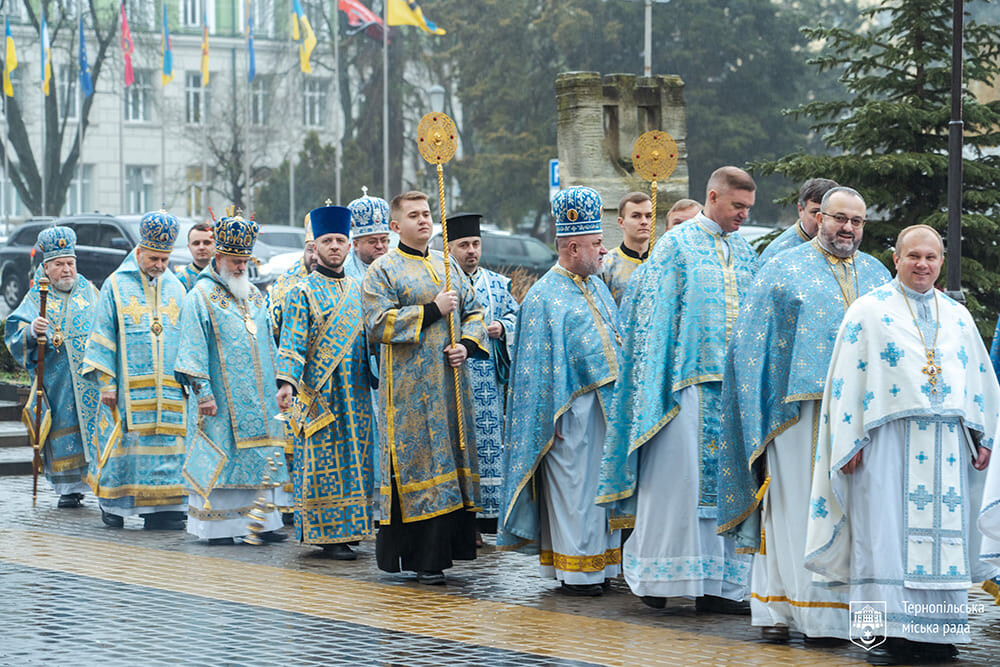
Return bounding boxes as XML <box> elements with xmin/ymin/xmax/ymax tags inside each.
<box><xmin>416</xmin><ymin>111</ymin><xmax>467</xmax><ymax>451</ymax></box>
<box><xmin>31</xmin><ymin>277</ymin><xmax>50</xmax><ymax>507</ymax></box>
<box><xmin>632</xmin><ymin>130</ymin><xmax>679</xmax><ymax>246</ymax></box>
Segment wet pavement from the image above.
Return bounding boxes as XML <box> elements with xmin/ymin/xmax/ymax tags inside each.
<box><xmin>1</xmin><ymin>475</ymin><xmax>999</xmax><ymax>666</ymax></box>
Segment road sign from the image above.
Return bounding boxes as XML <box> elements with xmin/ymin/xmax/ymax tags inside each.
<box><xmin>549</xmin><ymin>159</ymin><xmax>560</xmax><ymax>200</ymax></box>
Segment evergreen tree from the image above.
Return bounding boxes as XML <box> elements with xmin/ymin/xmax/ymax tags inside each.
<box><xmin>752</xmin><ymin>0</ymin><xmax>1000</xmax><ymax>336</ymax></box>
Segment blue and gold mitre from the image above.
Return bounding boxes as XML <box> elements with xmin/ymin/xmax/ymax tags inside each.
<box><xmin>309</xmin><ymin>205</ymin><xmax>351</xmax><ymax>240</ymax></box>
<box><xmin>347</xmin><ymin>187</ymin><xmax>390</xmax><ymax>238</ymax></box>
<box><xmin>552</xmin><ymin>186</ymin><xmax>603</xmax><ymax>237</ymax></box>
<box><xmin>37</xmin><ymin>226</ymin><xmax>77</xmax><ymax>262</ymax></box>
<box><xmin>138</xmin><ymin>210</ymin><xmax>180</xmax><ymax>252</ymax></box>
<box><xmin>214</xmin><ymin>214</ymin><xmax>259</xmax><ymax>256</ymax></box>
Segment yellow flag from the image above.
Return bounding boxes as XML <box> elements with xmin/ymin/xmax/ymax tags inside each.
<box><xmin>3</xmin><ymin>19</ymin><xmax>17</xmax><ymax>98</ymax></box>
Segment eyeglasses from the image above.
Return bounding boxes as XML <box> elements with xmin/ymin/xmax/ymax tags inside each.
<box><xmin>820</xmin><ymin>212</ymin><xmax>865</xmax><ymax>228</ymax></box>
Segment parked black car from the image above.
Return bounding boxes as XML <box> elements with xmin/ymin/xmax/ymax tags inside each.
<box><xmin>429</xmin><ymin>229</ymin><xmax>556</xmax><ymax>277</ymax></box>
<box><xmin>0</xmin><ymin>220</ymin><xmax>55</xmax><ymax>309</ymax></box>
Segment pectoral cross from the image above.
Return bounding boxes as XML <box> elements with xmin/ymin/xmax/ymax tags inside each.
<box><xmin>922</xmin><ymin>350</ymin><xmax>942</xmax><ymax>390</ymax></box>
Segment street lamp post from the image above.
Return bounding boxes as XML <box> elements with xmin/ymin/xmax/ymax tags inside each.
<box><xmin>945</xmin><ymin>0</ymin><xmax>964</xmax><ymax>302</ymax></box>
<box><xmin>427</xmin><ymin>84</ymin><xmax>446</xmax><ymax>113</ymax></box>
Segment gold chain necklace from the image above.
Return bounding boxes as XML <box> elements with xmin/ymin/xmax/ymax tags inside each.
<box><xmin>814</xmin><ymin>241</ymin><xmax>859</xmax><ymax>309</ymax></box>
<box><xmin>235</xmin><ymin>298</ymin><xmax>258</xmax><ymax>338</ymax></box>
<box><xmin>899</xmin><ymin>285</ymin><xmax>942</xmax><ymax>392</ymax></box>
<box><xmin>569</xmin><ymin>272</ymin><xmax>623</xmax><ymax>347</ymax></box>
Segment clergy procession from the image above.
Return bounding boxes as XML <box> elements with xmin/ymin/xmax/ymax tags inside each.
<box><xmin>10</xmin><ymin>163</ymin><xmax>1000</xmax><ymax>666</ymax></box>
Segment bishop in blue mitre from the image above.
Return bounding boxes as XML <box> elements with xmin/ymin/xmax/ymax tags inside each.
<box><xmin>447</xmin><ymin>212</ymin><xmax>519</xmax><ymax>524</ymax></box>
<box><xmin>276</xmin><ymin>205</ymin><xmax>375</xmax><ymax>559</ymax></box>
<box><xmin>597</xmin><ymin>167</ymin><xmax>758</xmax><ymax>612</ymax></box>
<box><xmin>498</xmin><ymin>187</ymin><xmax>623</xmax><ymax>596</ymax></box>
<box><xmin>5</xmin><ymin>227</ymin><xmax>100</xmax><ymax>507</ymax></box>
<box><xmin>807</xmin><ymin>225</ymin><xmax>999</xmax><ymax>662</ymax></box>
<box><xmin>81</xmin><ymin>210</ymin><xmax>189</xmax><ymax>530</ymax></box>
<box><xmin>174</xmin><ymin>213</ymin><xmax>290</xmax><ymax>545</ymax></box>
<box><xmin>362</xmin><ymin>190</ymin><xmax>488</xmax><ymax>585</ymax></box>
<box><xmin>757</xmin><ymin>178</ymin><xmax>837</xmax><ymax>265</ymax></box>
<box><xmin>344</xmin><ymin>187</ymin><xmax>392</xmax><ymax>283</ymax></box>
<box><xmin>717</xmin><ymin>188</ymin><xmax>889</xmax><ymax>642</ymax></box>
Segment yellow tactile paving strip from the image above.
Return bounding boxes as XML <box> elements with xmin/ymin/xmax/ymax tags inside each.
<box><xmin>0</xmin><ymin>528</ymin><xmax>865</xmax><ymax>666</ymax></box>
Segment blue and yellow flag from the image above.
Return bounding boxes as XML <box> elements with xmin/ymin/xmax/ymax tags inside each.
<box><xmin>78</xmin><ymin>14</ymin><xmax>93</xmax><ymax>98</ymax></box>
<box><xmin>247</xmin><ymin>0</ymin><xmax>256</xmax><ymax>82</ymax></box>
<box><xmin>3</xmin><ymin>18</ymin><xmax>17</xmax><ymax>98</ymax></box>
<box><xmin>200</xmin><ymin>5</ymin><xmax>210</xmax><ymax>85</ymax></box>
<box><xmin>40</xmin><ymin>11</ymin><xmax>52</xmax><ymax>95</ymax></box>
<box><xmin>161</xmin><ymin>4</ymin><xmax>173</xmax><ymax>86</ymax></box>
<box><xmin>291</xmin><ymin>0</ymin><xmax>317</xmax><ymax>73</ymax></box>
<box><xmin>387</xmin><ymin>0</ymin><xmax>445</xmax><ymax>35</ymax></box>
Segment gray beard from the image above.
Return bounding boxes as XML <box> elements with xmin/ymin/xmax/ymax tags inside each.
<box><xmin>220</xmin><ymin>269</ymin><xmax>252</xmax><ymax>302</ymax></box>
<box><xmin>51</xmin><ymin>277</ymin><xmax>75</xmax><ymax>293</ymax></box>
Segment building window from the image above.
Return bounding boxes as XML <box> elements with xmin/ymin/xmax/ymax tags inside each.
<box><xmin>125</xmin><ymin>70</ymin><xmax>152</xmax><ymax>122</ymax></box>
<box><xmin>185</xmin><ymin>72</ymin><xmax>208</xmax><ymax>124</ymax></box>
<box><xmin>125</xmin><ymin>166</ymin><xmax>155</xmax><ymax>213</ymax></box>
<box><xmin>180</xmin><ymin>0</ymin><xmax>203</xmax><ymax>28</ymax></box>
<box><xmin>58</xmin><ymin>65</ymin><xmax>79</xmax><ymax>121</ymax></box>
<box><xmin>250</xmin><ymin>76</ymin><xmax>268</xmax><ymax>126</ymax></box>
<box><xmin>63</xmin><ymin>164</ymin><xmax>93</xmax><ymax>215</ymax></box>
<box><xmin>186</xmin><ymin>166</ymin><xmax>205</xmax><ymax>217</ymax></box>
<box><xmin>302</xmin><ymin>79</ymin><xmax>327</xmax><ymax>128</ymax></box>
<box><xmin>1</xmin><ymin>166</ymin><xmax>24</xmax><ymax>218</ymax></box>
<box><xmin>125</xmin><ymin>0</ymin><xmax>156</xmax><ymax>31</ymax></box>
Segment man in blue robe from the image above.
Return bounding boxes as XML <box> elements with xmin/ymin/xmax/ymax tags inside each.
<box><xmin>448</xmin><ymin>213</ymin><xmax>520</xmax><ymax>529</ymax></box>
<box><xmin>5</xmin><ymin>227</ymin><xmax>100</xmax><ymax>507</ymax></box>
<box><xmin>362</xmin><ymin>190</ymin><xmax>488</xmax><ymax>585</ymax></box>
<box><xmin>276</xmin><ymin>205</ymin><xmax>375</xmax><ymax>559</ymax></box>
<box><xmin>717</xmin><ymin>187</ymin><xmax>890</xmax><ymax>642</ymax></box>
<box><xmin>758</xmin><ymin>178</ymin><xmax>838</xmax><ymax>265</ymax></box>
<box><xmin>601</xmin><ymin>192</ymin><xmax>651</xmax><ymax>305</ymax></box>
<box><xmin>267</xmin><ymin>215</ymin><xmax>317</xmax><ymax>342</ymax></box>
<box><xmin>81</xmin><ymin>210</ymin><xmax>189</xmax><ymax>530</ymax></box>
<box><xmin>344</xmin><ymin>187</ymin><xmax>391</xmax><ymax>283</ymax></box>
<box><xmin>499</xmin><ymin>187</ymin><xmax>623</xmax><ymax>596</ymax></box>
<box><xmin>808</xmin><ymin>225</ymin><xmax>998</xmax><ymax>664</ymax></box>
<box><xmin>175</xmin><ymin>221</ymin><xmax>215</xmax><ymax>291</ymax></box>
<box><xmin>174</xmin><ymin>214</ymin><xmax>290</xmax><ymax>545</ymax></box>
<box><xmin>597</xmin><ymin>167</ymin><xmax>758</xmax><ymax>612</ymax></box>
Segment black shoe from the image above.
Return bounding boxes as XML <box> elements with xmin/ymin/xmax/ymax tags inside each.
<box><xmin>640</xmin><ymin>595</ymin><xmax>666</xmax><ymax>609</ymax></box>
<box><xmin>910</xmin><ymin>641</ymin><xmax>958</xmax><ymax>662</ymax></box>
<box><xmin>143</xmin><ymin>513</ymin><xmax>186</xmax><ymax>530</ymax></box>
<box><xmin>101</xmin><ymin>509</ymin><xmax>124</xmax><ymax>528</ymax></box>
<box><xmin>58</xmin><ymin>493</ymin><xmax>84</xmax><ymax>508</ymax></box>
<box><xmin>258</xmin><ymin>530</ymin><xmax>288</xmax><ymax>543</ymax></box>
<box><xmin>559</xmin><ymin>582</ymin><xmax>603</xmax><ymax>597</ymax></box>
<box><xmin>865</xmin><ymin>638</ymin><xmax>910</xmax><ymax>666</ymax></box>
<box><xmin>803</xmin><ymin>635</ymin><xmax>846</xmax><ymax>647</ymax></box>
<box><xmin>320</xmin><ymin>543</ymin><xmax>357</xmax><ymax>560</ymax></box>
<box><xmin>695</xmin><ymin>595</ymin><xmax>751</xmax><ymax>615</ymax></box>
<box><xmin>208</xmin><ymin>537</ymin><xmax>235</xmax><ymax>546</ymax></box>
<box><xmin>761</xmin><ymin>626</ymin><xmax>790</xmax><ymax>643</ymax></box>
<box><xmin>417</xmin><ymin>570</ymin><xmax>446</xmax><ymax>585</ymax></box>
<box><xmin>282</xmin><ymin>512</ymin><xmax>294</xmax><ymax>526</ymax></box>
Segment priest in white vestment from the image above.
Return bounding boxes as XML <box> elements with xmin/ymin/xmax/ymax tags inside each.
<box><xmin>807</xmin><ymin>225</ymin><xmax>998</xmax><ymax>665</ymax></box>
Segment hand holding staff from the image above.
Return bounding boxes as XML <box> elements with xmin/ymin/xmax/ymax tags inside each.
<box><xmin>632</xmin><ymin>131</ymin><xmax>679</xmax><ymax>247</ymax></box>
<box><xmin>32</xmin><ymin>276</ymin><xmax>50</xmax><ymax>507</ymax></box>
<box><xmin>416</xmin><ymin>111</ymin><xmax>467</xmax><ymax>450</ymax></box>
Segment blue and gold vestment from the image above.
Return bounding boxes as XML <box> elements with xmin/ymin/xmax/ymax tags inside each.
<box><xmin>266</xmin><ymin>257</ymin><xmax>310</xmax><ymax>342</ymax></box>
<box><xmin>757</xmin><ymin>220</ymin><xmax>810</xmax><ymax>265</ymax></box>
<box><xmin>80</xmin><ymin>251</ymin><xmax>188</xmax><ymax>509</ymax></box>
<box><xmin>497</xmin><ymin>266</ymin><xmax>621</xmax><ymax>551</ymax></box>
<box><xmin>597</xmin><ymin>215</ymin><xmax>758</xmax><ymax>516</ymax></box>
<box><xmin>600</xmin><ymin>244</ymin><xmax>645</xmax><ymax>306</ymax></box>
<box><xmin>5</xmin><ymin>270</ymin><xmax>100</xmax><ymax>490</ymax></box>
<box><xmin>362</xmin><ymin>246</ymin><xmax>488</xmax><ymax>523</ymax></box>
<box><xmin>465</xmin><ymin>266</ymin><xmax>519</xmax><ymax>519</ymax></box>
<box><xmin>276</xmin><ymin>270</ymin><xmax>374</xmax><ymax>544</ymax></box>
<box><xmin>174</xmin><ymin>263</ymin><xmax>289</xmax><ymax>515</ymax></box>
<box><xmin>175</xmin><ymin>263</ymin><xmax>202</xmax><ymax>292</ymax></box>
<box><xmin>716</xmin><ymin>240</ymin><xmax>890</xmax><ymax>549</ymax></box>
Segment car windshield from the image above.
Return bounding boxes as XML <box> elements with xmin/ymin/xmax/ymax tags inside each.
<box><xmin>258</xmin><ymin>230</ymin><xmax>306</xmax><ymax>250</ymax></box>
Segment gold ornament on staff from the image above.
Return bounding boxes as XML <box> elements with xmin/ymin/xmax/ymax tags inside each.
<box><xmin>416</xmin><ymin>111</ymin><xmax>467</xmax><ymax>451</ymax></box>
<box><xmin>632</xmin><ymin>131</ymin><xmax>679</xmax><ymax>247</ymax></box>
<box><xmin>245</xmin><ymin>454</ymin><xmax>282</xmax><ymax>545</ymax></box>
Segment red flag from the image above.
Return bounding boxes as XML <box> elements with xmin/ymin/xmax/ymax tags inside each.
<box><xmin>120</xmin><ymin>2</ymin><xmax>134</xmax><ymax>87</ymax></box>
<box><xmin>339</xmin><ymin>0</ymin><xmax>386</xmax><ymax>42</ymax></box>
